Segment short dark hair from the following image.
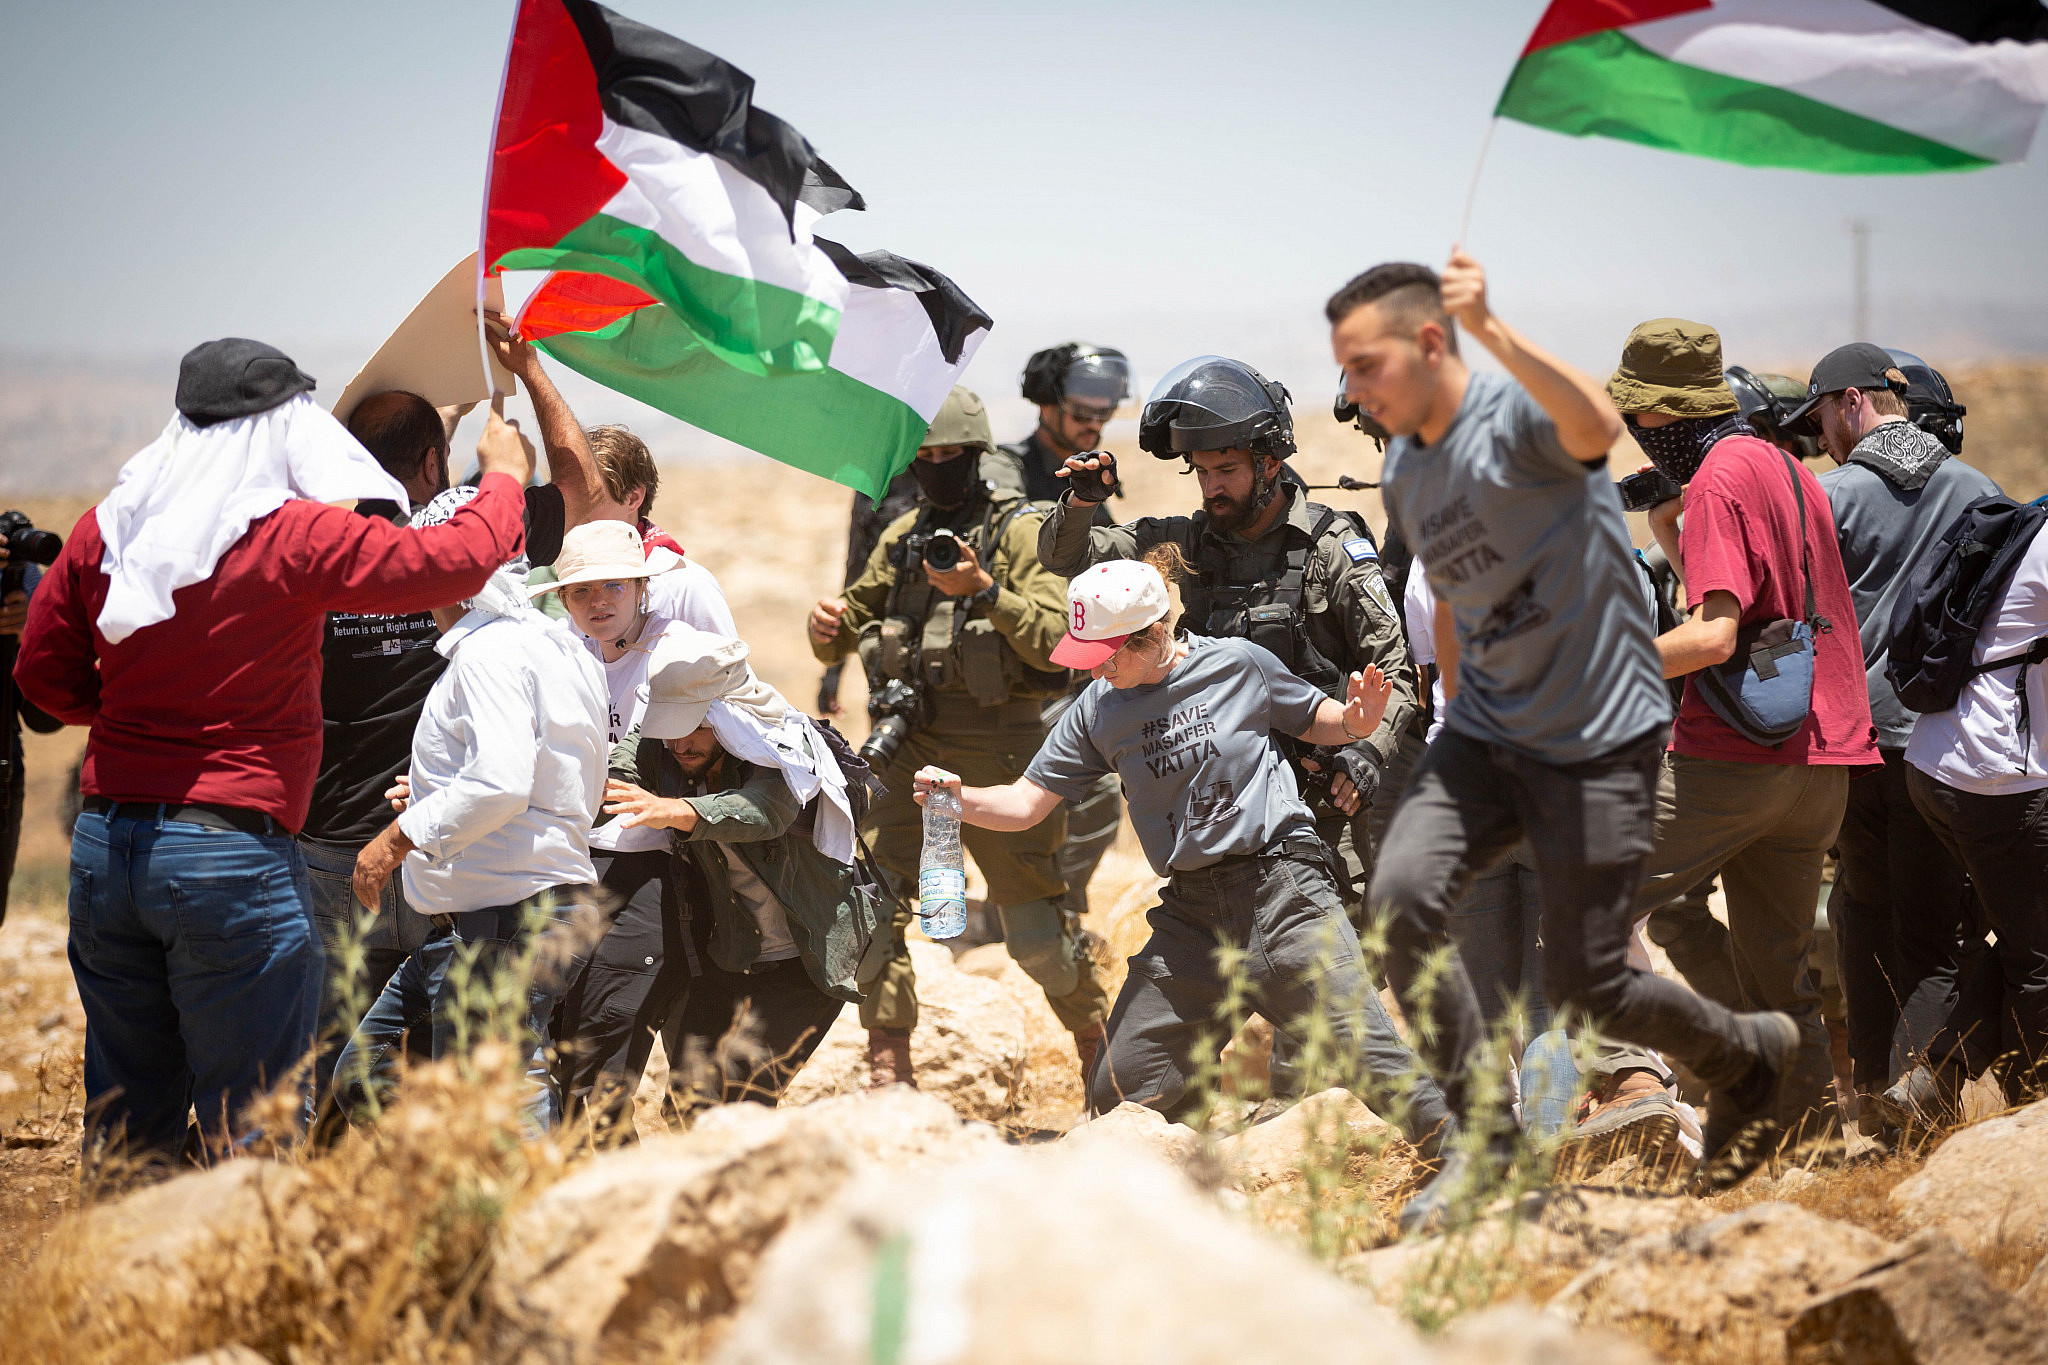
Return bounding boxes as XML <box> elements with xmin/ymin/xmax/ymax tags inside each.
<box><xmin>347</xmin><ymin>390</ymin><xmax>445</xmax><ymax>483</ymax></box>
<box><xmin>1325</xmin><ymin>263</ymin><xmax>1458</xmax><ymax>355</ymax></box>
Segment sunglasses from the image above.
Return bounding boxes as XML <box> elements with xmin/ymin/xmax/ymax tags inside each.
<box><xmin>1061</xmin><ymin>401</ymin><xmax>1117</xmax><ymax>426</ymax></box>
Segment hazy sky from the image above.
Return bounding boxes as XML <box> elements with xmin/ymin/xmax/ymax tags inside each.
<box><xmin>5</xmin><ymin>0</ymin><xmax>2046</xmax><ymax>448</ymax></box>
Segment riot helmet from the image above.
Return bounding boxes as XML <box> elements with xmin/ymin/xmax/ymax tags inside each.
<box><xmin>1725</xmin><ymin>366</ymin><xmax>1820</xmax><ymax>461</ymax></box>
<box><xmin>1021</xmin><ymin>343</ymin><xmax>1131</xmax><ymax>409</ymax></box>
<box><xmin>1333</xmin><ymin>370</ymin><xmax>1390</xmax><ymax>448</ymax></box>
<box><xmin>1884</xmin><ymin>347</ymin><xmax>1966</xmax><ymax>454</ymax></box>
<box><xmin>1138</xmin><ymin>356</ymin><xmax>1296</xmax><ymax>460</ymax></box>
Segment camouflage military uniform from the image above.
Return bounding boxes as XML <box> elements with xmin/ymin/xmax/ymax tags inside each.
<box><xmin>813</xmin><ymin>471</ymin><xmax>1110</xmax><ymax>1037</ymax></box>
<box><xmin>818</xmin><ymin>467</ymin><xmax>921</xmax><ymax>712</ymax></box>
<box><xmin>1038</xmin><ymin>479</ymin><xmax>1423</xmax><ymax>907</ymax></box>
<box><xmin>985</xmin><ymin>432</ymin><xmax>1127</xmax><ymax>922</ymax></box>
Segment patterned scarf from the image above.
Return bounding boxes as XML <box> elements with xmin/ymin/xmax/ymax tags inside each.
<box><xmin>1849</xmin><ymin>420</ymin><xmax>1948</xmax><ymax>492</ymax></box>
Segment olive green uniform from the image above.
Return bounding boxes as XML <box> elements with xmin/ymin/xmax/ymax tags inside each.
<box><xmin>813</xmin><ymin>482</ymin><xmax>1110</xmax><ymax>1036</ymax></box>
<box><xmin>1037</xmin><ymin>480</ymin><xmax>1423</xmax><ymax>906</ymax></box>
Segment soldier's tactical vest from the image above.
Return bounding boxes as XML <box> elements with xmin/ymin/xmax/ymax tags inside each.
<box><xmin>864</xmin><ymin>496</ymin><xmax>1068</xmax><ymax>707</ymax></box>
<box><xmin>1179</xmin><ymin>505</ymin><xmax>1365</xmax><ymax>703</ymax></box>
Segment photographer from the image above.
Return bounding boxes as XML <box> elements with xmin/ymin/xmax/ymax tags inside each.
<box><xmin>0</xmin><ymin>518</ymin><xmax>64</xmax><ymax>928</ymax></box>
<box><xmin>808</xmin><ymin>386</ymin><xmax>1109</xmax><ymax>1086</ymax></box>
<box><xmin>16</xmin><ymin>338</ymin><xmax>533</xmax><ymax>1170</ymax></box>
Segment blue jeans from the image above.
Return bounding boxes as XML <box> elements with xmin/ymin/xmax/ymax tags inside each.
<box><xmin>435</xmin><ymin>886</ymin><xmax>596</xmax><ymax>1130</ymax></box>
<box><xmin>329</xmin><ymin>926</ymin><xmax>453</xmax><ymax>1120</ymax></box>
<box><xmin>68</xmin><ymin>807</ymin><xmax>319</xmax><ymax>1165</ymax></box>
<box><xmin>298</xmin><ymin>835</ymin><xmax>439</xmax><ymax>1108</ymax></box>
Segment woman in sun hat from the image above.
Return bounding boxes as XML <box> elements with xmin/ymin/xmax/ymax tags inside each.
<box><xmin>913</xmin><ymin>553</ymin><xmax>1453</xmax><ymax>1148</ymax></box>
<box><xmin>524</xmin><ymin>519</ymin><xmax>732</xmax><ymax>1134</ymax></box>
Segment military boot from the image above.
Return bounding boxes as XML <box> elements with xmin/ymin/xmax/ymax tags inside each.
<box><xmin>867</xmin><ymin>1028</ymin><xmax>916</xmax><ymax>1089</ymax></box>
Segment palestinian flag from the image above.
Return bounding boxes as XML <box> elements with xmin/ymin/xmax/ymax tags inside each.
<box><xmin>483</xmin><ymin>0</ymin><xmax>990</xmax><ymax>498</ymax></box>
<box><xmin>1498</xmin><ymin>1</ymin><xmax>2048</xmax><ymax>173</ymax></box>
<box><xmin>515</xmin><ymin>247</ymin><xmax>990</xmax><ymax>500</ymax></box>
<box><xmin>484</xmin><ymin>0</ymin><xmax>866</xmax><ymax>377</ymax></box>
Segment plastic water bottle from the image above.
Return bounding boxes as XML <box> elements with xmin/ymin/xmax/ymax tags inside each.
<box><xmin>919</xmin><ymin>788</ymin><xmax>967</xmax><ymax>940</ymax></box>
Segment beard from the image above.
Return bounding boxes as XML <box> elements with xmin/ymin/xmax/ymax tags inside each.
<box><xmin>1204</xmin><ymin>493</ymin><xmax>1253</xmax><ymax>534</ymax></box>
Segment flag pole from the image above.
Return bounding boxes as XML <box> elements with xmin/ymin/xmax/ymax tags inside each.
<box><xmin>476</xmin><ymin>2</ymin><xmax>522</xmax><ymax>399</ymax></box>
<box><xmin>1454</xmin><ymin>115</ymin><xmax>1500</xmax><ymax>246</ymax></box>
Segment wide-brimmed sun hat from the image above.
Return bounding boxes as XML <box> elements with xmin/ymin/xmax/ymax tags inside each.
<box><xmin>1051</xmin><ymin>560</ymin><xmax>1172</xmax><ymax>670</ymax></box>
<box><xmin>526</xmin><ymin>519</ymin><xmax>681</xmax><ymax>598</ymax></box>
<box><xmin>1607</xmin><ymin>318</ymin><xmax>1740</xmax><ymax>418</ymax></box>
<box><xmin>641</xmin><ymin>629</ymin><xmax>754</xmax><ymax>739</ymax></box>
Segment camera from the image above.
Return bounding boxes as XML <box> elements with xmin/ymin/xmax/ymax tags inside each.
<box><xmin>1618</xmin><ymin>468</ymin><xmax>1683</xmax><ymax>513</ymax></box>
<box><xmin>0</xmin><ymin>511</ymin><xmax>61</xmax><ymax>571</ymax></box>
<box><xmin>858</xmin><ymin>678</ymin><xmax>932</xmax><ymax>772</ymax></box>
<box><xmin>892</xmin><ymin>527</ymin><xmax>964</xmax><ymax>574</ymax></box>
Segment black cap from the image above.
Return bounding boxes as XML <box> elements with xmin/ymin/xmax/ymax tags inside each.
<box><xmin>1779</xmin><ymin>342</ymin><xmax>1908</xmax><ymax>432</ymax></box>
<box><xmin>175</xmin><ymin>338</ymin><xmax>316</xmax><ymax>427</ymax></box>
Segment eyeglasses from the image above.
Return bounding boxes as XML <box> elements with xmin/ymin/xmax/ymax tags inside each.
<box><xmin>1061</xmin><ymin>401</ymin><xmax>1117</xmax><ymax>426</ymax></box>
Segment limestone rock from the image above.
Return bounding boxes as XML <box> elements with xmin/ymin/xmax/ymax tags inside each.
<box><xmin>1788</xmin><ymin>1232</ymin><xmax>2048</xmax><ymax>1365</ymax></box>
<box><xmin>1889</xmin><ymin>1096</ymin><xmax>2048</xmax><ymax>1251</ymax></box>
<box><xmin>488</xmin><ymin>1123</ymin><xmax>854</xmax><ymax>1362</ymax></box>
<box><xmin>164</xmin><ymin>1349</ymin><xmax>270</xmax><ymax>1365</ymax></box>
<box><xmin>2018</xmin><ymin>1252</ymin><xmax>2048</xmax><ymax>1312</ymax></box>
<box><xmin>1550</xmin><ymin>1202</ymin><xmax>1891</xmax><ymax>1344</ymax></box>
<box><xmin>1216</xmin><ymin>1087</ymin><xmax>1406</xmax><ymax>1195</ymax></box>
<box><xmin>781</xmin><ymin>940</ymin><xmax>1028</xmax><ymax>1122</ymax></box>
<box><xmin>692</xmin><ymin>1085</ymin><xmax>1001</xmax><ymax>1168</ymax></box>
<box><xmin>1061</xmin><ymin>1100</ymin><xmax>1203</xmax><ymax>1167</ymax></box>
<box><xmin>1434</xmin><ymin>1303</ymin><xmax>1657</xmax><ymax>1365</ymax></box>
<box><xmin>72</xmin><ymin>1160</ymin><xmax>313</xmax><ymax>1321</ymax></box>
<box><xmin>953</xmin><ymin>940</ymin><xmax>1087</xmax><ymax>1129</ymax></box>
<box><xmin>711</xmin><ymin>1143</ymin><xmax>1435</xmax><ymax>1365</ymax></box>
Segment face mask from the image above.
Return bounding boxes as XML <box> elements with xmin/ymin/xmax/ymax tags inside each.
<box><xmin>1625</xmin><ymin>414</ymin><xmax>1727</xmax><ymax>486</ymax></box>
<box><xmin>912</xmin><ymin>450</ymin><xmax>979</xmax><ymax>508</ymax></box>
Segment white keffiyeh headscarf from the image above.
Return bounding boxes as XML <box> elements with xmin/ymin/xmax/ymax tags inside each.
<box><xmin>94</xmin><ymin>393</ymin><xmax>411</xmax><ymax>643</ymax></box>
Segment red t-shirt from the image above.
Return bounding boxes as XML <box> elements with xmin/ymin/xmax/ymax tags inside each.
<box><xmin>1674</xmin><ymin>436</ymin><xmax>1877</xmax><ymax>766</ymax></box>
<box><xmin>15</xmin><ymin>473</ymin><xmax>529</xmax><ymax>830</ymax></box>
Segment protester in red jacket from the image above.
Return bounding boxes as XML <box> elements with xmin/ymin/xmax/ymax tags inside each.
<box><xmin>14</xmin><ymin>337</ymin><xmax>536</xmax><ymax>1172</ymax></box>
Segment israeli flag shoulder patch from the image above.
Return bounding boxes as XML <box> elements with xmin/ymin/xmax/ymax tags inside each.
<box><xmin>1341</xmin><ymin>537</ymin><xmax>1377</xmax><ymax>563</ymax></box>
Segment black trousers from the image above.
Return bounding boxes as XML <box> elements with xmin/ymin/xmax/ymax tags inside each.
<box><xmin>1369</xmin><ymin>726</ymin><xmax>1764</xmax><ymax>1121</ymax></box>
<box><xmin>1905</xmin><ymin>765</ymin><xmax>2048</xmax><ymax>1095</ymax></box>
<box><xmin>1830</xmin><ymin>749</ymin><xmax>1977</xmax><ymax>1093</ymax></box>
<box><xmin>661</xmin><ymin>898</ymin><xmax>842</xmax><ymax>1114</ymax></box>
<box><xmin>550</xmin><ymin>848</ymin><xmax>687</xmax><ymax>1135</ymax></box>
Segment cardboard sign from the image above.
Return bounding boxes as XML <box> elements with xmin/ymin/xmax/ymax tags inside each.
<box><xmin>331</xmin><ymin>252</ymin><xmax>517</xmax><ymax>423</ymax></box>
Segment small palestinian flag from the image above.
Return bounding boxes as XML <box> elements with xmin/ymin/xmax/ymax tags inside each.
<box><xmin>516</xmin><ymin>248</ymin><xmax>990</xmax><ymax>500</ymax></box>
<box><xmin>483</xmin><ymin>0</ymin><xmax>989</xmax><ymax>497</ymax></box>
<box><xmin>1498</xmin><ymin>1</ymin><xmax>2048</xmax><ymax>173</ymax></box>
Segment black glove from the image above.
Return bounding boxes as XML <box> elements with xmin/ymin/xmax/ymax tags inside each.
<box><xmin>1063</xmin><ymin>451</ymin><xmax>1120</xmax><ymax>503</ymax></box>
<box><xmin>1331</xmin><ymin>746</ymin><xmax>1384</xmax><ymax>809</ymax></box>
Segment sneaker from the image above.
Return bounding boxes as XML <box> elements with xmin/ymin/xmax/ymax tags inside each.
<box><xmin>1870</xmin><ymin>1063</ymin><xmax>1964</xmax><ymax>1133</ymax></box>
<box><xmin>1694</xmin><ymin>1010</ymin><xmax>1802</xmax><ymax>1194</ymax></box>
<box><xmin>1558</xmin><ymin>1090</ymin><xmax>1684</xmax><ymax>1173</ymax></box>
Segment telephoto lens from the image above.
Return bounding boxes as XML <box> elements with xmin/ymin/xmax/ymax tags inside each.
<box><xmin>0</xmin><ymin>511</ymin><xmax>61</xmax><ymax>566</ymax></box>
<box><xmin>858</xmin><ymin>679</ymin><xmax>926</xmax><ymax>771</ymax></box>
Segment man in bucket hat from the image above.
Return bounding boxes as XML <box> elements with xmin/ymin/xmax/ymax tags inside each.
<box><xmin>1597</xmin><ymin>318</ymin><xmax>1875</xmax><ymax>1174</ymax></box>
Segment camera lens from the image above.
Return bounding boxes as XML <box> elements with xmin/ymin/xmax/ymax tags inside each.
<box><xmin>7</xmin><ymin>528</ymin><xmax>61</xmax><ymax>566</ymax></box>
<box><xmin>858</xmin><ymin>713</ymin><xmax>912</xmax><ymax>771</ymax></box>
<box><xmin>923</xmin><ymin>532</ymin><xmax>961</xmax><ymax>573</ymax></box>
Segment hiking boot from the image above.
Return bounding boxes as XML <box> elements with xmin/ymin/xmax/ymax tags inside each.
<box><xmin>1693</xmin><ymin>1010</ymin><xmax>1802</xmax><ymax>1194</ymax></box>
<box><xmin>1870</xmin><ymin>1063</ymin><xmax>1965</xmax><ymax>1133</ymax></box>
<box><xmin>1558</xmin><ymin>1089</ymin><xmax>1685</xmax><ymax>1174</ymax></box>
<box><xmin>866</xmin><ymin>1028</ymin><xmax>916</xmax><ymax>1090</ymax></box>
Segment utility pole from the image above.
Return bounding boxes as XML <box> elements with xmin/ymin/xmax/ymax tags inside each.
<box><xmin>1849</xmin><ymin>218</ymin><xmax>1872</xmax><ymax>340</ymax></box>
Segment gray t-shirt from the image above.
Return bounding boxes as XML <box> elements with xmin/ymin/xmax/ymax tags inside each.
<box><xmin>1025</xmin><ymin>635</ymin><xmax>1322</xmax><ymax>874</ymax></box>
<box><xmin>1380</xmin><ymin>371</ymin><xmax>1669</xmax><ymax>763</ymax></box>
<box><xmin>1820</xmin><ymin>430</ymin><xmax>2001</xmax><ymax>749</ymax></box>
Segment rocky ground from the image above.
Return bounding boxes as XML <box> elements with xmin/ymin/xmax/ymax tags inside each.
<box><xmin>2</xmin><ymin>364</ymin><xmax>2046</xmax><ymax>1360</ymax></box>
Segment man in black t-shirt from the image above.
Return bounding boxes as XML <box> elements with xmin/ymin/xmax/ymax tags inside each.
<box><xmin>303</xmin><ymin>317</ymin><xmax>607</xmax><ymax>1128</ymax></box>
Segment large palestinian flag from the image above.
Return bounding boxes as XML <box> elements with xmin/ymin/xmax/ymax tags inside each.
<box><xmin>1498</xmin><ymin>1</ymin><xmax>2048</xmax><ymax>173</ymax></box>
<box><xmin>484</xmin><ymin>0</ymin><xmax>988</xmax><ymax>497</ymax></box>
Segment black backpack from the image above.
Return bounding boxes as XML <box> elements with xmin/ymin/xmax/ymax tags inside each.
<box><xmin>1885</xmin><ymin>494</ymin><xmax>2048</xmax><ymax>717</ymax></box>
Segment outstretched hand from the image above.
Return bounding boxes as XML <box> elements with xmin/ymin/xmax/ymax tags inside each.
<box><xmin>1057</xmin><ymin>449</ymin><xmax>1120</xmax><ymax>504</ymax></box>
<box><xmin>1342</xmin><ymin>665</ymin><xmax>1391</xmax><ymax>739</ymax></box>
